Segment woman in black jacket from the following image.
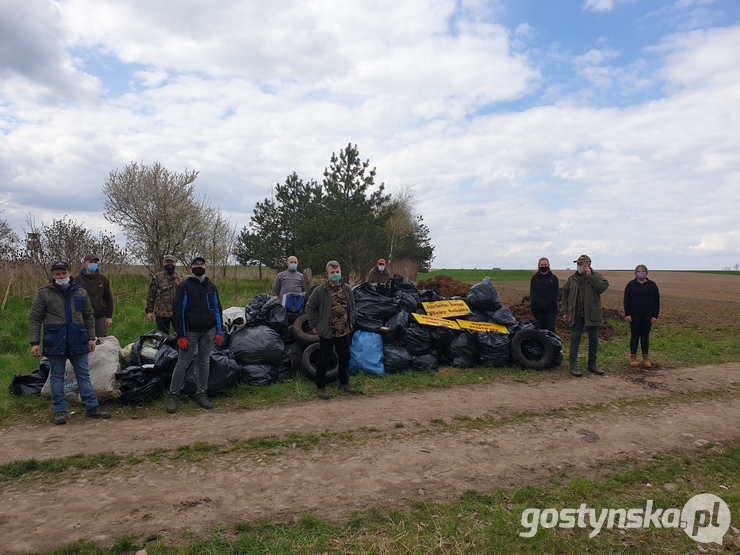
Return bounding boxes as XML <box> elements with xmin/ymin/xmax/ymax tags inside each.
<box><xmin>530</xmin><ymin>257</ymin><xmax>559</xmax><ymax>331</ymax></box>
<box><xmin>623</xmin><ymin>264</ymin><xmax>660</xmax><ymax>368</ymax></box>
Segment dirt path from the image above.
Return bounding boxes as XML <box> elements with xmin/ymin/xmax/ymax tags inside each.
<box><xmin>1</xmin><ymin>363</ymin><xmax>739</xmax><ymax>554</ymax></box>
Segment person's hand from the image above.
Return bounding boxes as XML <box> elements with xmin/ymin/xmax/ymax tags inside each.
<box><xmin>214</xmin><ymin>334</ymin><xmax>223</xmax><ymax>347</ymax></box>
<box><xmin>625</xmin><ymin>315</ymin><xmax>632</xmax><ymax>322</ymax></box>
<box><xmin>88</xmin><ymin>340</ymin><xmax>96</xmax><ymax>352</ymax></box>
<box><xmin>583</xmin><ymin>265</ymin><xmax>592</xmax><ymax>276</ymax></box>
<box><xmin>651</xmin><ymin>317</ymin><xmax>658</xmax><ymax>324</ymax></box>
<box><xmin>105</xmin><ymin>317</ymin><xmax>113</xmax><ymax>328</ymax></box>
<box><xmin>30</xmin><ymin>345</ymin><xmax>41</xmax><ymax>357</ymax></box>
<box><xmin>177</xmin><ymin>337</ymin><xmax>189</xmax><ymax>350</ymax></box>
<box><xmin>147</xmin><ymin>312</ymin><xmax>154</xmax><ymax>323</ymax></box>
<box><xmin>562</xmin><ymin>314</ymin><xmax>568</xmax><ymax>324</ymax></box>
<box><xmin>312</xmin><ymin>328</ymin><xmax>318</xmax><ymax>336</ymax></box>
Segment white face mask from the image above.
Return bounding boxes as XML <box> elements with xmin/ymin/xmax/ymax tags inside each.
<box><xmin>55</xmin><ymin>277</ymin><xmax>70</xmax><ymax>287</ymax></box>
<box><xmin>576</xmin><ymin>266</ymin><xmax>586</xmax><ymax>274</ymax></box>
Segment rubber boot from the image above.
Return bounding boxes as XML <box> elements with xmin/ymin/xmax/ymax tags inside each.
<box><xmin>642</xmin><ymin>354</ymin><xmax>652</xmax><ymax>368</ymax></box>
<box><xmin>629</xmin><ymin>354</ymin><xmax>638</xmax><ymax>367</ymax></box>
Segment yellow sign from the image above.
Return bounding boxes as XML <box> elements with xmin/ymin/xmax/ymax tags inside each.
<box><xmin>421</xmin><ymin>300</ymin><xmax>470</xmax><ymax>318</ymax></box>
<box><xmin>411</xmin><ymin>313</ymin><xmax>462</xmax><ymax>329</ymax></box>
<box><xmin>456</xmin><ymin>320</ymin><xmax>509</xmax><ymax>334</ymax></box>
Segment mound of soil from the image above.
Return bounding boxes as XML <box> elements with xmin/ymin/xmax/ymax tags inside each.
<box><xmin>415</xmin><ymin>275</ymin><xmax>470</xmax><ymax>298</ymax></box>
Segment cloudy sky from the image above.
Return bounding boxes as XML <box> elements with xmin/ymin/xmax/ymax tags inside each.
<box><xmin>1</xmin><ymin>0</ymin><xmax>739</xmax><ymax>270</ymax></box>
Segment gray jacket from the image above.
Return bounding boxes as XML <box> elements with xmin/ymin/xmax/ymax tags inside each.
<box><xmin>305</xmin><ymin>281</ymin><xmax>356</xmax><ymax>339</ymax></box>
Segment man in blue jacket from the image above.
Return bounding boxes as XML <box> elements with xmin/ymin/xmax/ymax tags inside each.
<box><xmin>167</xmin><ymin>256</ymin><xmax>223</xmax><ymax>413</ymax></box>
<box><xmin>29</xmin><ymin>261</ymin><xmax>111</xmax><ymax>424</ymax></box>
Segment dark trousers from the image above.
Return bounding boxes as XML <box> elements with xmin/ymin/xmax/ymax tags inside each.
<box><xmin>317</xmin><ymin>334</ymin><xmax>351</xmax><ymax>389</ymax></box>
<box><xmin>156</xmin><ymin>317</ymin><xmax>174</xmax><ymax>334</ymax></box>
<box><xmin>569</xmin><ymin>317</ymin><xmax>600</xmax><ymax>368</ymax></box>
<box><xmin>532</xmin><ymin>310</ymin><xmax>557</xmax><ymax>332</ymax></box>
<box><xmin>629</xmin><ymin>314</ymin><xmax>653</xmax><ymax>355</ymax></box>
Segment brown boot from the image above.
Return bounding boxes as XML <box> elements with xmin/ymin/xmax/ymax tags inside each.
<box><xmin>629</xmin><ymin>354</ymin><xmax>638</xmax><ymax>367</ymax></box>
<box><xmin>642</xmin><ymin>354</ymin><xmax>652</xmax><ymax>368</ymax></box>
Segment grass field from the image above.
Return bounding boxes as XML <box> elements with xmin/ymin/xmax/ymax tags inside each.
<box><xmin>423</xmin><ymin>269</ymin><xmax>534</xmax><ymax>281</ymax></box>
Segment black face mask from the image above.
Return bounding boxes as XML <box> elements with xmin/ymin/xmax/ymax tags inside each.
<box><xmin>191</xmin><ymin>267</ymin><xmax>206</xmax><ymax>277</ymax></box>
<box><xmin>164</xmin><ymin>265</ymin><xmax>176</xmax><ymax>274</ymax></box>
<box><xmin>539</xmin><ymin>266</ymin><xmax>549</xmax><ymax>274</ymax></box>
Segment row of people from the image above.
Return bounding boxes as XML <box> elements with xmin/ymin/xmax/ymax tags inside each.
<box><xmin>530</xmin><ymin>255</ymin><xmax>660</xmax><ymax>376</ymax></box>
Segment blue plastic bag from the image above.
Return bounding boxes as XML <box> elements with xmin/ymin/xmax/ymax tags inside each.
<box><xmin>349</xmin><ymin>330</ymin><xmax>385</xmax><ymax>376</ymax></box>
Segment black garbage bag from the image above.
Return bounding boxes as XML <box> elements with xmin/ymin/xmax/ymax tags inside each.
<box><xmin>486</xmin><ymin>307</ymin><xmax>518</xmax><ymax>328</ymax></box>
<box><xmin>411</xmin><ymin>350</ymin><xmax>439</xmax><ymax>371</ymax></box>
<box><xmin>383</xmin><ymin>344</ymin><xmax>413</xmax><ymax>374</ymax></box>
<box><xmin>353</xmin><ymin>283</ymin><xmax>400</xmax><ymax>321</ymax></box>
<box><xmin>9</xmin><ymin>370</ymin><xmax>48</xmax><ymax>397</ymax></box>
<box><xmin>442</xmin><ymin>331</ymin><xmax>478</xmax><ymax>368</ymax></box>
<box><xmin>428</xmin><ymin>325</ymin><xmax>456</xmax><ymax>350</ymax></box>
<box><xmin>245</xmin><ymin>294</ymin><xmax>290</xmax><ymax>334</ymax></box>
<box><xmin>466</xmin><ymin>277</ymin><xmax>503</xmax><ymax>311</ymax></box>
<box><xmin>116</xmin><ymin>365</ymin><xmax>166</xmax><ymax>404</ymax></box>
<box><xmin>279</xmin><ymin>342</ymin><xmax>303</xmax><ymax>381</ymax></box>
<box><xmin>181</xmin><ymin>350</ymin><xmax>241</xmax><ymax>396</ymax></box>
<box><xmin>539</xmin><ymin>328</ymin><xmax>563</xmax><ymax>367</ymax></box>
<box><xmin>476</xmin><ymin>331</ymin><xmax>512</xmax><ymax>367</ymax></box>
<box><xmin>419</xmin><ymin>289</ymin><xmax>444</xmax><ymax>302</ymax></box>
<box><xmin>153</xmin><ymin>344</ymin><xmax>180</xmax><ymax>380</ymax></box>
<box><xmin>355</xmin><ymin>312</ymin><xmax>384</xmax><ymax>333</ymax></box>
<box><xmin>229</xmin><ymin>326</ymin><xmax>284</xmax><ymax>366</ymax></box>
<box><xmin>397</xmin><ymin>291</ymin><xmax>420</xmax><ymax>313</ymax></box>
<box><xmin>382</xmin><ymin>311</ymin><xmax>408</xmax><ymax>344</ymax></box>
<box><xmin>460</xmin><ymin>309</ymin><xmax>489</xmax><ymax>323</ymax></box>
<box><xmin>399</xmin><ymin>324</ymin><xmax>432</xmax><ymax>356</ymax></box>
<box><xmin>239</xmin><ymin>363</ymin><xmax>279</xmax><ymax>386</ymax></box>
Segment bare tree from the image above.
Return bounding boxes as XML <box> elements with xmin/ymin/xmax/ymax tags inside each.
<box><xmin>184</xmin><ymin>205</ymin><xmax>238</xmax><ymax>277</ymax></box>
<box><xmin>102</xmin><ymin>161</ymin><xmax>207</xmax><ymax>270</ymax></box>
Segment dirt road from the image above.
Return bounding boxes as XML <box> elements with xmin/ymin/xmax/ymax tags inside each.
<box><xmin>2</xmin><ymin>362</ymin><xmax>739</xmax><ymax>554</ymax></box>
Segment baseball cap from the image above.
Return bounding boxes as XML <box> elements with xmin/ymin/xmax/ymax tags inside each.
<box><xmin>51</xmin><ymin>261</ymin><xmax>70</xmax><ymax>271</ymax></box>
<box><xmin>83</xmin><ymin>253</ymin><xmax>100</xmax><ymax>262</ymax></box>
<box><xmin>190</xmin><ymin>256</ymin><xmax>206</xmax><ymax>266</ymax></box>
<box><xmin>574</xmin><ymin>255</ymin><xmax>592</xmax><ymax>264</ymax></box>
<box><xmin>163</xmin><ymin>254</ymin><xmax>177</xmax><ymax>263</ymax></box>
<box><xmin>378</xmin><ymin>258</ymin><xmax>386</xmax><ymax>265</ymax></box>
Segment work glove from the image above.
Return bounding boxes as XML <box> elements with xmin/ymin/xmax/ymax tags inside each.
<box><xmin>214</xmin><ymin>334</ymin><xmax>223</xmax><ymax>347</ymax></box>
<box><xmin>177</xmin><ymin>337</ymin><xmax>189</xmax><ymax>350</ymax></box>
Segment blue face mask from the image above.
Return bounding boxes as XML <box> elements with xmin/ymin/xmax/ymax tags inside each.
<box><xmin>288</xmin><ymin>263</ymin><xmax>298</xmax><ymax>271</ymax></box>
<box><xmin>378</xmin><ymin>265</ymin><xmax>385</xmax><ymax>272</ymax></box>
<box><xmin>328</xmin><ymin>272</ymin><xmax>342</xmax><ymax>283</ymax></box>
<box><xmin>87</xmin><ymin>263</ymin><xmax>98</xmax><ymax>272</ymax></box>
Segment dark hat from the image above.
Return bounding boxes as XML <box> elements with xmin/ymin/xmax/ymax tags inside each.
<box><xmin>163</xmin><ymin>254</ymin><xmax>177</xmax><ymax>263</ymax></box>
<box><xmin>83</xmin><ymin>253</ymin><xmax>100</xmax><ymax>262</ymax></box>
<box><xmin>574</xmin><ymin>255</ymin><xmax>592</xmax><ymax>263</ymax></box>
<box><xmin>51</xmin><ymin>261</ymin><xmax>70</xmax><ymax>271</ymax></box>
<box><xmin>378</xmin><ymin>258</ymin><xmax>386</xmax><ymax>265</ymax></box>
<box><xmin>190</xmin><ymin>256</ymin><xmax>206</xmax><ymax>266</ymax></box>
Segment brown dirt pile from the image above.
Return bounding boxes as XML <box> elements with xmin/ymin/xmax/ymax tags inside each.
<box><xmin>415</xmin><ymin>275</ymin><xmax>470</xmax><ymax>298</ymax></box>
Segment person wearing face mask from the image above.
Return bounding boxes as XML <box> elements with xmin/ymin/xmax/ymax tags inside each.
<box><xmin>305</xmin><ymin>260</ymin><xmax>360</xmax><ymax>399</ymax></box>
<box><xmin>366</xmin><ymin>258</ymin><xmax>390</xmax><ymax>284</ymax></box>
<box><xmin>529</xmin><ymin>257</ymin><xmax>559</xmax><ymax>332</ymax></box>
<box><xmin>623</xmin><ymin>264</ymin><xmax>660</xmax><ymax>368</ymax></box>
<box><xmin>561</xmin><ymin>255</ymin><xmax>610</xmax><ymax>377</ymax></box>
<box><xmin>145</xmin><ymin>254</ymin><xmax>184</xmax><ymax>333</ymax></box>
<box><xmin>29</xmin><ymin>261</ymin><xmax>111</xmax><ymax>424</ymax></box>
<box><xmin>167</xmin><ymin>256</ymin><xmax>224</xmax><ymax>413</ymax></box>
<box><xmin>271</xmin><ymin>255</ymin><xmax>305</xmax><ymax>301</ymax></box>
<box><xmin>75</xmin><ymin>253</ymin><xmax>114</xmax><ymax>338</ymax></box>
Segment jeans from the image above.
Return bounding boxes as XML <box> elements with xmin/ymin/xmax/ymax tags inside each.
<box><xmin>532</xmin><ymin>310</ymin><xmax>557</xmax><ymax>332</ymax></box>
<box><xmin>569</xmin><ymin>317</ymin><xmax>600</xmax><ymax>368</ymax></box>
<box><xmin>48</xmin><ymin>353</ymin><xmax>99</xmax><ymax>413</ymax></box>
<box><xmin>629</xmin><ymin>314</ymin><xmax>653</xmax><ymax>355</ymax></box>
<box><xmin>317</xmin><ymin>334</ymin><xmax>351</xmax><ymax>389</ymax></box>
<box><xmin>169</xmin><ymin>328</ymin><xmax>216</xmax><ymax>396</ymax></box>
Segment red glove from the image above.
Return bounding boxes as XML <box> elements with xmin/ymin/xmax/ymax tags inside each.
<box><xmin>177</xmin><ymin>337</ymin><xmax>189</xmax><ymax>350</ymax></box>
<box><xmin>214</xmin><ymin>334</ymin><xmax>223</xmax><ymax>347</ymax></box>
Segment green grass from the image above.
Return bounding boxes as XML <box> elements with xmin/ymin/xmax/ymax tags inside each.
<box><xmin>34</xmin><ymin>441</ymin><xmax>740</xmax><ymax>554</ymax></box>
<box><xmin>422</xmin><ymin>269</ymin><xmax>535</xmax><ymax>281</ymax></box>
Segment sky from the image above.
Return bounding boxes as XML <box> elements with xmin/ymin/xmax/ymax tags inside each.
<box><xmin>1</xmin><ymin>0</ymin><xmax>739</xmax><ymax>271</ymax></box>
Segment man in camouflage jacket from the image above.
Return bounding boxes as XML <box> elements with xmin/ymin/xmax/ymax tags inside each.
<box><xmin>146</xmin><ymin>254</ymin><xmax>184</xmax><ymax>333</ymax></box>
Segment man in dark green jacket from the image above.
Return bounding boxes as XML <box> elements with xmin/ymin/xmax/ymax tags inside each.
<box><xmin>305</xmin><ymin>260</ymin><xmax>360</xmax><ymax>399</ymax></box>
<box><xmin>75</xmin><ymin>253</ymin><xmax>114</xmax><ymax>338</ymax></box>
<box><xmin>561</xmin><ymin>255</ymin><xmax>609</xmax><ymax>377</ymax></box>
<box><xmin>29</xmin><ymin>261</ymin><xmax>111</xmax><ymax>425</ymax></box>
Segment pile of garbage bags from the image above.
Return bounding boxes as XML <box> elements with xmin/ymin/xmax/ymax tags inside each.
<box><xmin>9</xmin><ymin>276</ymin><xmax>562</xmax><ymax>403</ymax></box>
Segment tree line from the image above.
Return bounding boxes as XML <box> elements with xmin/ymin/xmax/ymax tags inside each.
<box><xmin>0</xmin><ymin>144</ymin><xmax>434</xmax><ymax>279</ymax></box>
